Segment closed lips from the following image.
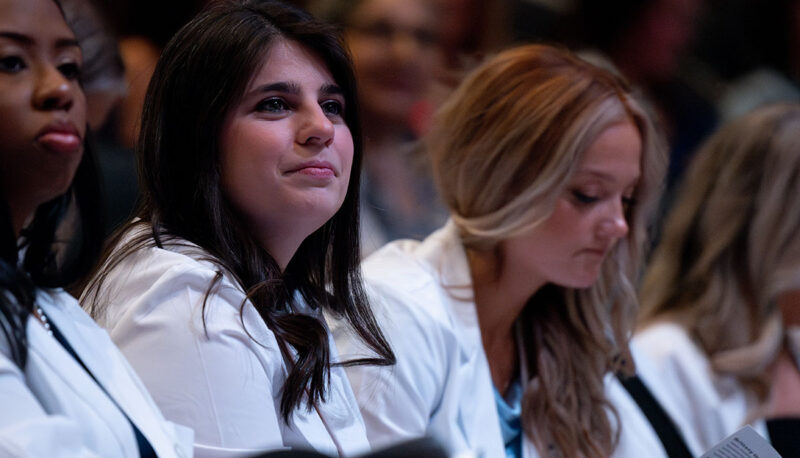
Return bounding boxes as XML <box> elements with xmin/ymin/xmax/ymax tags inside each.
<box><xmin>285</xmin><ymin>161</ymin><xmax>337</xmax><ymax>176</ymax></box>
<box><xmin>36</xmin><ymin>122</ymin><xmax>81</xmax><ymax>154</ymax></box>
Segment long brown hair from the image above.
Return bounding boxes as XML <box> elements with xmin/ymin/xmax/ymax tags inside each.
<box><xmin>82</xmin><ymin>0</ymin><xmax>393</xmax><ymax>421</ymax></box>
<box><xmin>426</xmin><ymin>44</ymin><xmax>666</xmax><ymax>456</ymax></box>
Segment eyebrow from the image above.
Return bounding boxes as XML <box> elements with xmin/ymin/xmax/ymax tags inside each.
<box><xmin>0</xmin><ymin>31</ymin><xmax>80</xmax><ymax>50</ymax></box>
<box><xmin>576</xmin><ymin>169</ymin><xmax>640</xmax><ymax>185</ymax></box>
<box><xmin>251</xmin><ymin>81</ymin><xmax>345</xmax><ymax>97</ymax></box>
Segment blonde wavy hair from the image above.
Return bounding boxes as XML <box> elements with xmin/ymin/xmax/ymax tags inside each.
<box><xmin>639</xmin><ymin>103</ymin><xmax>800</xmax><ymax>399</ymax></box>
<box><xmin>426</xmin><ymin>44</ymin><xmax>666</xmax><ymax>457</ymax></box>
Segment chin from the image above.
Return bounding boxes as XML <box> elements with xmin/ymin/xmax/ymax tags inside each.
<box><xmin>561</xmin><ymin>271</ymin><xmax>602</xmax><ymax>290</ymax></box>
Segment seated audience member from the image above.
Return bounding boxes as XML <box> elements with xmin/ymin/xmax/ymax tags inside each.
<box><xmin>0</xmin><ymin>0</ymin><xmax>192</xmax><ymax>455</ymax></box>
<box><xmin>333</xmin><ymin>44</ymin><xmax>669</xmax><ymax>457</ymax></box>
<box><xmin>312</xmin><ymin>0</ymin><xmax>448</xmax><ymax>255</ymax></box>
<box><xmin>635</xmin><ymin>103</ymin><xmax>800</xmax><ymax>456</ymax></box>
<box><xmin>81</xmin><ymin>0</ymin><xmax>395</xmax><ymax>455</ymax></box>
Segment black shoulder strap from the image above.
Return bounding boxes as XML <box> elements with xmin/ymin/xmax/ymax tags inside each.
<box><xmin>766</xmin><ymin>417</ymin><xmax>800</xmax><ymax>457</ymax></box>
<box><xmin>617</xmin><ymin>373</ymin><xmax>694</xmax><ymax>458</ymax></box>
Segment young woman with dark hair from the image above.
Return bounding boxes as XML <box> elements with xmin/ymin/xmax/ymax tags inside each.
<box><xmin>82</xmin><ymin>0</ymin><xmax>394</xmax><ymax>455</ymax></box>
<box><xmin>0</xmin><ymin>0</ymin><xmax>192</xmax><ymax>455</ymax></box>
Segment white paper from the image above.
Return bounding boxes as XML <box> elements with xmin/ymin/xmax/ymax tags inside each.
<box><xmin>700</xmin><ymin>425</ymin><xmax>782</xmax><ymax>458</ymax></box>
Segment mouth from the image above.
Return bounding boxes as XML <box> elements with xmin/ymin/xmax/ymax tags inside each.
<box><xmin>36</xmin><ymin>121</ymin><xmax>82</xmax><ymax>155</ymax></box>
<box><xmin>285</xmin><ymin>160</ymin><xmax>337</xmax><ymax>178</ymax></box>
<box><xmin>582</xmin><ymin>247</ymin><xmax>609</xmax><ymax>258</ymax></box>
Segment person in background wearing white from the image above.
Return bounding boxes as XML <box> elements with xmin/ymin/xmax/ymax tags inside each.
<box><xmin>0</xmin><ymin>0</ymin><xmax>192</xmax><ymax>456</ymax></box>
<box><xmin>333</xmin><ymin>44</ymin><xmax>668</xmax><ymax>457</ymax></box>
<box><xmin>81</xmin><ymin>0</ymin><xmax>395</xmax><ymax>456</ymax></box>
<box><xmin>634</xmin><ymin>103</ymin><xmax>800</xmax><ymax>457</ymax></box>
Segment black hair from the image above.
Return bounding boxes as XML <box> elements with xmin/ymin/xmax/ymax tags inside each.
<box><xmin>1</xmin><ymin>140</ymin><xmax>104</xmax><ymax>368</ymax></box>
<box><xmin>84</xmin><ymin>0</ymin><xmax>394</xmax><ymax>421</ymax></box>
<box><xmin>0</xmin><ymin>0</ymin><xmax>104</xmax><ymax>369</ymax></box>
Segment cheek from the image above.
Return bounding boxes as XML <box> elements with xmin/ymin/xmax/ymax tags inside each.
<box><xmin>336</xmin><ymin>126</ymin><xmax>355</xmax><ymax>181</ymax></box>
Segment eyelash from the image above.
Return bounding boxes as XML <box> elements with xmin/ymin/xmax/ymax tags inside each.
<box><xmin>572</xmin><ymin>190</ymin><xmax>599</xmax><ymax>205</ymax></box>
<box><xmin>572</xmin><ymin>191</ymin><xmax>637</xmax><ymax>210</ymax></box>
<box><xmin>321</xmin><ymin>99</ymin><xmax>344</xmax><ymax>117</ymax></box>
<box><xmin>0</xmin><ymin>55</ymin><xmax>26</xmax><ymax>73</ymax></box>
<box><xmin>58</xmin><ymin>62</ymin><xmax>82</xmax><ymax>80</ymax></box>
<box><xmin>255</xmin><ymin>97</ymin><xmax>345</xmax><ymax>117</ymax></box>
<box><xmin>256</xmin><ymin>97</ymin><xmax>289</xmax><ymax>113</ymax></box>
<box><xmin>0</xmin><ymin>55</ymin><xmax>82</xmax><ymax>80</ymax></box>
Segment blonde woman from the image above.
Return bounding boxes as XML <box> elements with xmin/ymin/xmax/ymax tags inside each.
<box><xmin>634</xmin><ymin>103</ymin><xmax>800</xmax><ymax>456</ymax></box>
<box><xmin>334</xmin><ymin>44</ymin><xmax>667</xmax><ymax>457</ymax></box>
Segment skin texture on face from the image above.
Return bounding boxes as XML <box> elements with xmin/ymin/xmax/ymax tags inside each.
<box><xmin>501</xmin><ymin>120</ymin><xmax>642</xmax><ymax>292</ymax></box>
<box><xmin>0</xmin><ymin>0</ymin><xmax>86</xmax><ymax>236</ymax></box>
<box><xmin>219</xmin><ymin>39</ymin><xmax>354</xmax><ymax>269</ymax></box>
<box><xmin>346</xmin><ymin>0</ymin><xmax>439</xmax><ymax>127</ymax></box>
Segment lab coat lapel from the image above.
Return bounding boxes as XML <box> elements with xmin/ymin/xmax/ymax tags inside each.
<box><xmin>37</xmin><ymin>291</ymin><xmax>180</xmax><ymax>456</ymax></box>
<box><xmin>28</xmin><ymin>296</ymin><xmax>141</xmax><ymax>455</ymax></box>
<box><xmin>419</xmin><ymin>222</ymin><xmax>508</xmax><ymax>455</ymax></box>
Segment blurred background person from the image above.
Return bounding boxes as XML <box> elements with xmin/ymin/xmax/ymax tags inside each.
<box><xmin>567</xmin><ymin>0</ymin><xmax>716</xmax><ymax>211</ymax></box>
<box><xmin>634</xmin><ymin>103</ymin><xmax>800</xmax><ymax>456</ymax></box>
<box><xmin>58</xmin><ymin>0</ymin><xmax>132</xmax><ymax>237</ymax></box>
<box><xmin>691</xmin><ymin>0</ymin><xmax>800</xmax><ymax>120</ymax></box>
<box><xmin>312</xmin><ymin>0</ymin><xmax>449</xmax><ymax>255</ymax></box>
<box><xmin>72</xmin><ymin>0</ymin><xmax>206</xmax><ymax>235</ymax></box>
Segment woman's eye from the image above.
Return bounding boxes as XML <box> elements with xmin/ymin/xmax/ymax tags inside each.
<box><xmin>321</xmin><ymin>100</ymin><xmax>343</xmax><ymax>117</ymax></box>
<box><xmin>58</xmin><ymin>62</ymin><xmax>81</xmax><ymax>80</ymax></box>
<box><xmin>572</xmin><ymin>191</ymin><xmax>599</xmax><ymax>205</ymax></box>
<box><xmin>256</xmin><ymin>98</ymin><xmax>289</xmax><ymax>113</ymax></box>
<box><xmin>0</xmin><ymin>56</ymin><xmax>26</xmax><ymax>73</ymax></box>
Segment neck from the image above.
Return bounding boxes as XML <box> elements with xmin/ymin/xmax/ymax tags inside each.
<box><xmin>468</xmin><ymin>247</ymin><xmax>544</xmax><ymax>392</ymax></box>
<box><xmin>9</xmin><ymin>200</ymin><xmax>35</xmax><ymax>240</ymax></box>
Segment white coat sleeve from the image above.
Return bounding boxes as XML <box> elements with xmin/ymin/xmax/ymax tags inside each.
<box><xmin>0</xmin><ymin>335</ymin><xmax>101</xmax><ymax>458</ymax></box>
<box><xmin>334</xmin><ymin>282</ymin><xmax>452</xmax><ymax>451</ymax></box>
<box><xmin>104</xmin><ymin>263</ymin><xmax>287</xmax><ymax>457</ymax></box>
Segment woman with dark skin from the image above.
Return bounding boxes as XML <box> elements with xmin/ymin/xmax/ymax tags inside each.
<box><xmin>0</xmin><ymin>0</ymin><xmax>191</xmax><ymax>455</ymax></box>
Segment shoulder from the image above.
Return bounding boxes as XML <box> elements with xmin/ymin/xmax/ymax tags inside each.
<box><xmin>361</xmin><ymin>226</ymin><xmax>469</xmax><ymax>332</ymax></box>
<box><xmin>632</xmin><ymin>322</ymin><xmax>710</xmax><ymax>377</ymax></box>
<box><xmin>631</xmin><ymin>321</ymin><xmax>751</xmax><ymax>454</ymax></box>
<box><xmin>93</xmin><ymin>228</ymin><xmax>247</xmax><ymax>328</ymax></box>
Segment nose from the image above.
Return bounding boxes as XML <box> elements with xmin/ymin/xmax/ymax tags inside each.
<box><xmin>33</xmin><ymin>65</ymin><xmax>75</xmax><ymax>112</ymax></box>
<box><xmin>596</xmin><ymin>200</ymin><xmax>629</xmax><ymax>241</ymax></box>
<box><xmin>297</xmin><ymin>104</ymin><xmax>335</xmax><ymax>147</ymax></box>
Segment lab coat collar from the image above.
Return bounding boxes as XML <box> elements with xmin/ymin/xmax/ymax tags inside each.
<box><xmin>414</xmin><ymin>220</ymin><xmax>480</xmax><ymax>333</ymax></box>
<box><xmin>32</xmin><ymin>289</ymin><xmax>191</xmax><ymax>458</ymax></box>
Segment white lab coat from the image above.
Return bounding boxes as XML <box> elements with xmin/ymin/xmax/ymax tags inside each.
<box><xmin>333</xmin><ymin>221</ymin><xmax>667</xmax><ymax>458</ymax></box>
<box><xmin>0</xmin><ymin>288</ymin><xmax>193</xmax><ymax>458</ymax></box>
<box><xmin>632</xmin><ymin>322</ymin><xmax>769</xmax><ymax>456</ymax></box>
<box><xmin>89</xmin><ymin>226</ymin><xmax>371</xmax><ymax>457</ymax></box>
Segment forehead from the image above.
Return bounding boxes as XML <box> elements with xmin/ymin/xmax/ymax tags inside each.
<box><xmin>575</xmin><ymin>120</ymin><xmax>642</xmax><ymax>184</ymax></box>
<box><xmin>249</xmin><ymin>39</ymin><xmax>335</xmax><ymax>87</ymax></box>
<box><xmin>0</xmin><ymin>0</ymin><xmax>74</xmax><ymax>40</ymax></box>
